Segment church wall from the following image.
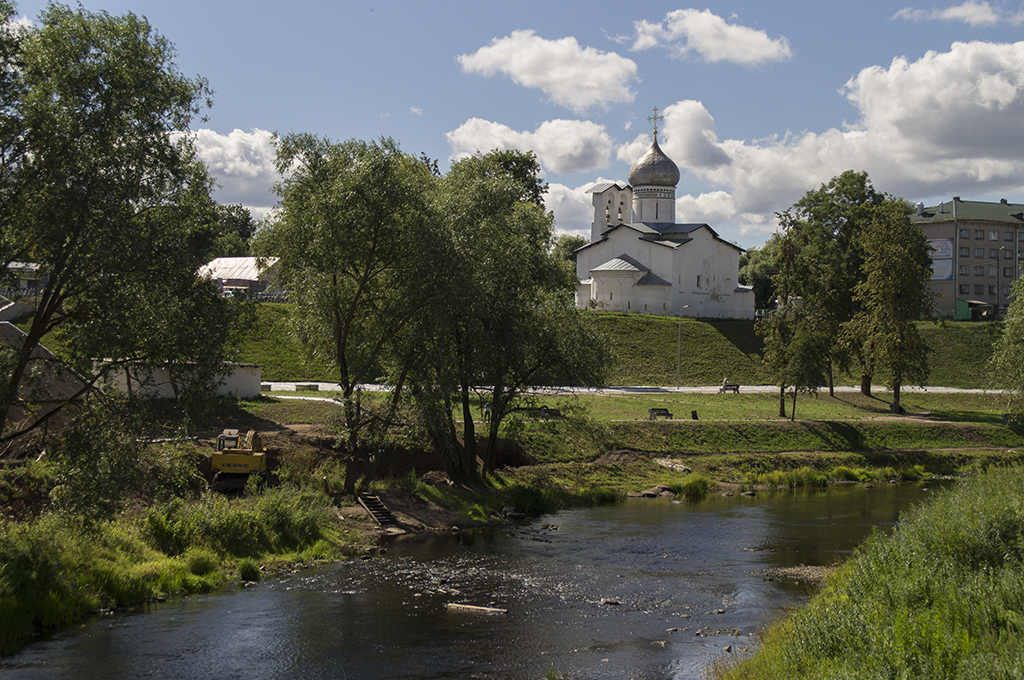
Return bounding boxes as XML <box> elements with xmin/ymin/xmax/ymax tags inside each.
<box><xmin>675</xmin><ymin>228</ymin><xmax>750</xmax><ymax>319</ymax></box>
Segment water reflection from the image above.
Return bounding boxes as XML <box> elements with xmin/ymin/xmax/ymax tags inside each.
<box><xmin>1</xmin><ymin>483</ymin><xmax>940</xmax><ymax>680</ymax></box>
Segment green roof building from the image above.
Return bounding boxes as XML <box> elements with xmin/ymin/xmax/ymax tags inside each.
<box><xmin>910</xmin><ymin>197</ymin><xmax>1024</xmax><ymax>320</ymax></box>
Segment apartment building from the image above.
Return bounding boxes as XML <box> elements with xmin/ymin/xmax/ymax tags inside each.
<box><xmin>911</xmin><ymin>197</ymin><xmax>1024</xmax><ymax>320</ymax></box>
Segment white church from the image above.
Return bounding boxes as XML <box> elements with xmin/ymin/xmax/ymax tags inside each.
<box><xmin>574</xmin><ymin>123</ymin><xmax>755</xmax><ymax>320</ymax></box>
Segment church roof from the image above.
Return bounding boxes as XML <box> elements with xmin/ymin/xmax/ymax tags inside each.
<box><xmin>587</xmin><ymin>181</ymin><xmax>630</xmax><ymax>194</ymax></box>
<box><xmin>637</xmin><ymin>271</ymin><xmax>671</xmax><ymax>286</ymax></box>
<box><xmin>627</xmin><ymin>136</ymin><xmax>680</xmax><ymax>188</ymax></box>
<box><xmin>591</xmin><ymin>253</ymin><xmax>649</xmax><ymax>272</ymax></box>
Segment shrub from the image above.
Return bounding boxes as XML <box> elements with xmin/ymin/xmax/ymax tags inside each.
<box><xmin>237</xmin><ymin>557</ymin><xmax>261</xmax><ymax>583</ymax></box>
<box><xmin>679</xmin><ymin>474</ymin><xmax>712</xmax><ymax>501</ymax></box>
<box><xmin>182</xmin><ymin>546</ymin><xmax>220</xmax><ymax>576</ymax></box>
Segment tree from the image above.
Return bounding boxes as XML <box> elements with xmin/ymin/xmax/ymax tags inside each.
<box><xmin>254</xmin><ymin>134</ymin><xmax>439</xmax><ymax>492</ymax></box>
<box><xmin>758</xmin><ymin>232</ymin><xmax>829</xmax><ymax>419</ymax></box>
<box><xmin>551</xmin><ymin>233</ymin><xmax>589</xmax><ymax>289</ymax></box>
<box><xmin>774</xmin><ymin>171</ymin><xmax>882</xmax><ymax>396</ymax></box>
<box><xmin>0</xmin><ymin>4</ymin><xmax>227</xmax><ymax>447</ymax></box>
<box><xmin>206</xmin><ymin>204</ymin><xmax>255</xmax><ymax>258</ymax></box>
<box><xmin>738</xmin><ymin>236</ymin><xmax>782</xmax><ymax>311</ymax></box>
<box><xmin>846</xmin><ymin>198</ymin><xmax>935</xmax><ymax>413</ymax></box>
<box><xmin>990</xmin><ymin>277</ymin><xmax>1024</xmax><ymax>420</ymax></box>
<box><xmin>400</xmin><ymin>151</ymin><xmax>609</xmax><ymax>475</ymax></box>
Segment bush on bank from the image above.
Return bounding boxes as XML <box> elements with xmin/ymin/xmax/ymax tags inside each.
<box><xmin>0</xmin><ymin>483</ymin><xmax>345</xmax><ymax>652</ymax></box>
<box><xmin>719</xmin><ymin>465</ymin><xmax>1024</xmax><ymax>679</ymax></box>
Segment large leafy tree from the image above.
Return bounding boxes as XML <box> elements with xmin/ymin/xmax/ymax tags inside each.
<box><xmin>254</xmin><ymin>134</ymin><xmax>440</xmax><ymax>491</ymax></box>
<box><xmin>402</xmin><ymin>151</ymin><xmax>609</xmax><ymax>475</ymax></box>
<box><xmin>846</xmin><ymin>198</ymin><xmax>935</xmax><ymax>413</ymax></box>
<box><xmin>0</xmin><ymin>4</ymin><xmax>228</xmax><ymax>446</ymax></box>
<box><xmin>775</xmin><ymin>171</ymin><xmax>882</xmax><ymax>395</ymax></box>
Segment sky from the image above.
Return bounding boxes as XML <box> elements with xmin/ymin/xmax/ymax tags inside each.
<box><xmin>13</xmin><ymin>0</ymin><xmax>1024</xmax><ymax>250</ymax></box>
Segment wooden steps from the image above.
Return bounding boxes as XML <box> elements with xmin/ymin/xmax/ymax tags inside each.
<box><xmin>357</xmin><ymin>492</ymin><xmax>399</xmax><ymax>528</ymax></box>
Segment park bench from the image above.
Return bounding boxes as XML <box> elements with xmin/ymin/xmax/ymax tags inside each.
<box><xmin>648</xmin><ymin>407</ymin><xmax>674</xmax><ymax>420</ymax></box>
<box><xmin>719</xmin><ymin>383</ymin><xmax>740</xmax><ymax>394</ymax></box>
<box><xmin>539</xmin><ymin>406</ymin><xmax>562</xmax><ymax>419</ymax></box>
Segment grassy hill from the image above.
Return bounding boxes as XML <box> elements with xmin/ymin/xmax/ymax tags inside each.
<box><xmin>241</xmin><ymin>306</ymin><xmax>1001</xmax><ymax>389</ymax></box>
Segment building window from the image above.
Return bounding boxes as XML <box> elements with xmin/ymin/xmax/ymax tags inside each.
<box><xmin>609</xmin><ymin>292</ymin><xmax>613</xmax><ymax>300</ymax></box>
<box><xmin>959</xmin><ymin>284</ymin><xmax>970</xmax><ymax>294</ymax></box>
<box><xmin>1019</xmin><ymin>232</ymin><xmax>1024</xmax><ymax>242</ymax></box>
<box><xmin>988</xmin><ymin>267</ymin><xmax>997</xmax><ymax>277</ymax></box>
<box><xmin>960</xmin><ymin>228</ymin><xmax>971</xmax><ymax>238</ymax></box>
<box><xmin>989</xmin><ymin>285</ymin><xmax>997</xmax><ymax>295</ymax></box>
<box><xmin>990</xmin><ymin>230</ymin><xmax>999</xmax><ymax>240</ymax></box>
<box><xmin>975</xmin><ymin>284</ymin><xmax>985</xmax><ymax>295</ymax></box>
<box><xmin>959</xmin><ymin>265</ymin><xmax>968</xmax><ymax>275</ymax></box>
<box><xmin>990</xmin><ymin>249</ymin><xmax>999</xmax><ymax>258</ymax></box>
<box><xmin>1004</xmin><ymin>267</ymin><xmax>1014</xmax><ymax>277</ymax></box>
<box><xmin>975</xmin><ymin>266</ymin><xmax>984</xmax><ymax>276</ymax></box>
<box><xmin>1005</xmin><ymin>249</ymin><xmax>1014</xmax><ymax>259</ymax></box>
<box><xmin>959</xmin><ymin>247</ymin><xmax>970</xmax><ymax>256</ymax></box>
<box><xmin>976</xmin><ymin>230</ymin><xmax>985</xmax><ymax>239</ymax></box>
<box><xmin>1007</xmin><ymin>232</ymin><xmax>1015</xmax><ymax>241</ymax></box>
<box><xmin>696</xmin><ymin>275</ymin><xmax>701</xmax><ymax>288</ymax></box>
<box><xmin>976</xmin><ymin>248</ymin><xmax>985</xmax><ymax>257</ymax></box>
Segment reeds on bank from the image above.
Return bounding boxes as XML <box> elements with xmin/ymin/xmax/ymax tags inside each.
<box><xmin>719</xmin><ymin>465</ymin><xmax>1024</xmax><ymax>679</ymax></box>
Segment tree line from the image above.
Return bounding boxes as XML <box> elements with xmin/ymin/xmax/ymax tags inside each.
<box><xmin>746</xmin><ymin>171</ymin><xmax>936</xmax><ymax>418</ymax></box>
<box><xmin>253</xmin><ymin>137</ymin><xmax>610</xmax><ymax>490</ymax></box>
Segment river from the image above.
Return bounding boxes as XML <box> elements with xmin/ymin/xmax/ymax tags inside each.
<box><xmin>0</xmin><ymin>483</ymin><xmax>939</xmax><ymax>680</ymax></box>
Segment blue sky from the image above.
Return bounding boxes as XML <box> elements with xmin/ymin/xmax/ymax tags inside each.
<box><xmin>13</xmin><ymin>0</ymin><xmax>1024</xmax><ymax>249</ymax></box>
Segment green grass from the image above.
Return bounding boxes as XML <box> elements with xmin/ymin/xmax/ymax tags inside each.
<box><xmin>234</xmin><ymin>303</ymin><xmax>338</xmax><ymax>381</ymax></box>
<box><xmin>718</xmin><ymin>465</ymin><xmax>1024</xmax><ymax>679</ymax></box>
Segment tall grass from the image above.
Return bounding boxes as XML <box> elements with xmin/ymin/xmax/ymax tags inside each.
<box><xmin>145</xmin><ymin>485</ymin><xmax>335</xmax><ymax>558</ymax></box>
<box><xmin>719</xmin><ymin>466</ymin><xmax>1024</xmax><ymax>679</ymax></box>
<box><xmin>0</xmin><ymin>484</ymin><xmax>342</xmax><ymax>652</ymax></box>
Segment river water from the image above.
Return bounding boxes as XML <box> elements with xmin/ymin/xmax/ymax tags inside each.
<box><xmin>1</xmin><ymin>484</ymin><xmax>939</xmax><ymax>680</ymax></box>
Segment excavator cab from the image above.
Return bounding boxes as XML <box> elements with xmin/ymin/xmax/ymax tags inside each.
<box><xmin>211</xmin><ymin>429</ymin><xmax>267</xmax><ymax>491</ymax></box>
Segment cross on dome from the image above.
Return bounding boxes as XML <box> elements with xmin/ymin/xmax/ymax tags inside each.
<box><xmin>647</xmin><ymin>106</ymin><xmax>664</xmax><ymax>139</ymax></box>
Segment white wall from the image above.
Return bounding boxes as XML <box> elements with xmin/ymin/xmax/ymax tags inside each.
<box><xmin>104</xmin><ymin>363</ymin><xmax>263</xmax><ymax>399</ymax></box>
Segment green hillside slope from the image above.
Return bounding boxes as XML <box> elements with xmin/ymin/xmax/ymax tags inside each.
<box><xmin>240</xmin><ymin>306</ymin><xmax>1001</xmax><ymax>389</ymax></box>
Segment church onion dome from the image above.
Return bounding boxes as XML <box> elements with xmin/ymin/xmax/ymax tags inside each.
<box><xmin>627</xmin><ymin>136</ymin><xmax>680</xmax><ymax>188</ymax></box>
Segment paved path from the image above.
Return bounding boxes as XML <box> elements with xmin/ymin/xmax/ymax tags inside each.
<box><xmin>261</xmin><ymin>382</ymin><xmax>992</xmax><ymax>395</ymax></box>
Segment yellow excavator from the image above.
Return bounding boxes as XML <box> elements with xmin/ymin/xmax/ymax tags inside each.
<box><xmin>211</xmin><ymin>429</ymin><xmax>267</xmax><ymax>491</ymax></box>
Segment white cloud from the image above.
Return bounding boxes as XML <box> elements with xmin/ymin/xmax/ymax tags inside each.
<box><xmin>594</xmin><ymin>40</ymin><xmax>1024</xmax><ymax>244</ymax></box>
<box><xmin>410</xmin><ymin>106</ymin><xmax>423</xmax><ymax>116</ymax></box>
<box><xmin>446</xmin><ymin>118</ymin><xmax>614</xmax><ymax>175</ymax></box>
<box><xmin>457</xmin><ymin>29</ymin><xmax>638</xmax><ymax>113</ymax></box>
<box><xmin>192</xmin><ymin>128</ymin><xmax>279</xmax><ymax>218</ymax></box>
<box><xmin>894</xmin><ymin>1</ymin><xmax>1016</xmax><ymax>26</ymax></box>
<box><xmin>546</xmin><ymin>181</ymin><xmax>598</xmax><ymax>238</ymax></box>
<box><xmin>628</xmin><ymin>9</ymin><xmax>792</xmax><ymax>66</ymax></box>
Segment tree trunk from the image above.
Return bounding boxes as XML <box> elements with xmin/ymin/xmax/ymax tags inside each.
<box><xmin>459</xmin><ymin>382</ymin><xmax>477</xmax><ymax>477</ymax></box>
<box><xmin>790</xmin><ymin>389</ymin><xmax>798</xmax><ymax>421</ymax></box>
<box><xmin>860</xmin><ymin>372</ymin><xmax>872</xmax><ymax>396</ymax></box>
<box><xmin>778</xmin><ymin>385</ymin><xmax>787</xmax><ymax>418</ymax></box>
<box><xmin>891</xmin><ymin>377</ymin><xmax>902</xmax><ymax>414</ymax></box>
<box><xmin>827</xmin><ymin>360</ymin><xmax>835</xmax><ymax>398</ymax></box>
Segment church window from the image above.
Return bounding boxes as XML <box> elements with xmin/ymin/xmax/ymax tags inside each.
<box><xmin>609</xmin><ymin>292</ymin><xmax>613</xmax><ymax>300</ymax></box>
<box><xmin>627</xmin><ymin>301</ymin><xmax>631</xmax><ymax>309</ymax></box>
<box><xmin>696</xmin><ymin>275</ymin><xmax>702</xmax><ymax>288</ymax></box>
